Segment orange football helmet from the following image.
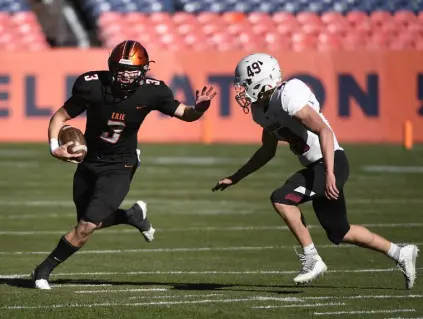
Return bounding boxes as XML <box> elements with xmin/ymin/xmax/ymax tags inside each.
<box><xmin>108</xmin><ymin>40</ymin><xmax>150</xmax><ymax>91</ymax></box>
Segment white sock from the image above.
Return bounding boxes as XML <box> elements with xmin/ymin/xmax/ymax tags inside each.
<box><xmin>387</xmin><ymin>243</ymin><xmax>401</xmax><ymax>261</ymax></box>
<box><xmin>303</xmin><ymin>243</ymin><xmax>317</xmax><ymax>256</ymax></box>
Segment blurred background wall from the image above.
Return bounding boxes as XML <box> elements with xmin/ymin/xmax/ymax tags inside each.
<box><xmin>0</xmin><ymin>0</ymin><xmax>422</xmax><ymax>143</ymax></box>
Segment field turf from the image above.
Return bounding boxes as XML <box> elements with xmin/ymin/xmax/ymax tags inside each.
<box><xmin>0</xmin><ymin>143</ymin><xmax>422</xmax><ymax>319</ymax></box>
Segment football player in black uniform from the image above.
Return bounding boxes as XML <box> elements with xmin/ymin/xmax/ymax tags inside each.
<box><xmin>31</xmin><ymin>40</ymin><xmax>217</xmax><ymax>289</ymax></box>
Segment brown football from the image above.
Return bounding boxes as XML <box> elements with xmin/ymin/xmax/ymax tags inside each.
<box><xmin>58</xmin><ymin>125</ymin><xmax>87</xmax><ymax>162</ymax></box>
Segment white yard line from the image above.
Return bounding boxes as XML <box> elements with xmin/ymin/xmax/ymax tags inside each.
<box><xmin>0</xmin><ymin>242</ymin><xmax>421</xmax><ymax>256</ymax></box>
<box><xmin>0</xmin><ymin>298</ymin><xmax>270</xmax><ymax>310</ymax></box>
<box><xmin>252</xmin><ymin>302</ymin><xmax>345</xmax><ymax>309</ymax></box>
<box><xmin>1</xmin><ymin>223</ymin><xmax>422</xmax><ymax>236</ymax></box>
<box><xmin>0</xmin><ymin>198</ymin><xmax>422</xmax><ymax>208</ymax></box>
<box><xmin>0</xmin><ymin>199</ymin><xmax>242</xmax><ymax>208</ymax></box>
<box><xmin>305</xmin><ymin>295</ymin><xmax>422</xmax><ymax>301</ymax></box>
<box><xmin>0</xmin><ymin>208</ymin><xmax>411</xmax><ymax>219</ymax></box>
<box><xmin>0</xmin><ymin>162</ymin><xmax>38</xmax><ymax>168</ymax></box>
<box><xmin>75</xmin><ymin>288</ymin><xmax>168</xmax><ymax>294</ymax></box>
<box><xmin>128</xmin><ymin>293</ymin><xmax>223</xmax><ymax>300</ymax></box>
<box><xmin>2</xmin><ymin>267</ymin><xmax>421</xmax><ymax>279</ymax></box>
<box><xmin>2</xmin><ymin>298</ymin><xmax>344</xmax><ymax>310</ymax></box>
<box><xmin>0</xmin><ymin>246</ymin><xmax>280</xmax><ymax>255</ymax></box>
<box><xmin>51</xmin><ymin>284</ymin><xmax>113</xmax><ymax>288</ymax></box>
<box><xmin>142</xmin><ymin>156</ymin><xmax>251</xmax><ymax>165</ymax></box>
<box><xmin>362</xmin><ymin>165</ymin><xmax>423</xmax><ymax>173</ymax></box>
<box><xmin>0</xmin><ymin>150</ymin><xmax>40</xmax><ymax>157</ymax></box>
<box><xmin>254</xmin><ymin>295</ymin><xmax>423</xmax><ymax>302</ymax></box>
<box><xmin>314</xmin><ymin>309</ymin><xmax>416</xmax><ymax>316</ymax></box>
<box><xmin>0</xmin><ymin>213</ymin><xmax>75</xmax><ymax>220</ymax></box>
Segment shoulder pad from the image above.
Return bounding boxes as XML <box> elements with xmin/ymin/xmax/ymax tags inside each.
<box><xmin>72</xmin><ymin>71</ymin><xmax>108</xmax><ymax>95</ymax></box>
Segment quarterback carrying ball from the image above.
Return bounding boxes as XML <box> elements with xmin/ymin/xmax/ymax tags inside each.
<box><xmin>32</xmin><ymin>40</ymin><xmax>217</xmax><ymax>289</ymax></box>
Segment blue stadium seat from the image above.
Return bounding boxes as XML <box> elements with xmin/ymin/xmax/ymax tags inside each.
<box><xmin>232</xmin><ymin>2</ymin><xmax>256</xmax><ymax>13</ymax></box>
<box><xmin>307</xmin><ymin>2</ymin><xmax>332</xmax><ymax>14</ymax></box>
<box><xmin>332</xmin><ymin>1</ymin><xmax>351</xmax><ymax>14</ymax></box>
<box><xmin>80</xmin><ymin>0</ymin><xmax>172</xmax><ymax>17</ymax></box>
<box><xmin>282</xmin><ymin>2</ymin><xmax>304</xmax><ymax>14</ymax></box>
<box><xmin>255</xmin><ymin>2</ymin><xmax>280</xmax><ymax>13</ymax></box>
<box><xmin>209</xmin><ymin>3</ymin><xmax>233</xmax><ymax>13</ymax></box>
<box><xmin>184</xmin><ymin>2</ymin><xmax>208</xmax><ymax>13</ymax></box>
<box><xmin>80</xmin><ymin>0</ymin><xmax>423</xmax><ymax>17</ymax></box>
<box><xmin>1</xmin><ymin>0</ymin><xmax>30</xmax><ymax>12</ymax></box>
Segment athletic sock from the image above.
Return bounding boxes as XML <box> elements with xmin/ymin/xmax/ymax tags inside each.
<box><xmin>387</xmin><ymin>243</ymin><xmax>401</xmax><ymax>261</ymax></box>
<box><xmin>34</xmin><ymin>236</ymin><xmax>79</xmax><ymax>279</ymax></box>
<box><xmin>303</xmin><ymin>243</ymin><xmax>318</xmax><ymax>256</ymax></box>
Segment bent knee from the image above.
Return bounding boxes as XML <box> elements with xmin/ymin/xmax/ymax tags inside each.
<box><xmin>271</xmin><ymin>201</ymin><xmax>296</xmax><ymax>212</ymax></box>
<box><xmin>271</xmin><ymin>201</ymin><xmax>303</xmax><ymax>224</ymax></box>
<box><xmin>76</xmin><ymin>219</ymin><xmax>100</xmax><ymax>238</ymax></box>
<box><xmin>325</xmin><ymin>223</ymin><xmax>350</xmax><ymax>245</ymax></box>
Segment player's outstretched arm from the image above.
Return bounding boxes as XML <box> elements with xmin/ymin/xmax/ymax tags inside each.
<box><xmin>293</xmin><ymin>105</ymin><xmax>339</xmax><ymax>200</ymax></box>
<box><xmin>173</xmin><ymin>86</ymin><xmax>217</xmax><ymax>122</ymax></box>
<box><xmin>212</xmin><ymin>129</ymin><xmax>277</xmax><ymax>191</ymax></box>
<box><xmin>48</xmin><ymin>107</ymin><xmax>80</xmax><ymax>163</ymax></box>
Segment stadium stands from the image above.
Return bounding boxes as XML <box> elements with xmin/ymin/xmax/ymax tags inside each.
<box><xmin>0</xmin><ymin>0</ymin><xmax>49</xmax><ymax>51</ymax></box>
<box><xmin>1</xmin><ymin>0</ymin><xmax>423</xmax><ymax>51</ymax></box>
<box><xmin>96</xmin><ymin>9</ymin><xmax>423</xmax><ymax>51</ymax></box>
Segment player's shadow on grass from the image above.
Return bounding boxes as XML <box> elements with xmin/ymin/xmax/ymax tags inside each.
<box><xmin>1</xmin><ymin>278</ymin><xmax>297</xmax><ymax>294</ymax></box>
<box><xmin>0</xmin><ymin>278</ymin><xmax>34</xmax><ymax>289</ymax></box>
<box><xmin>170</xmin><ymin>282</ymin><xmax>301</xmax><ymax>294</ymax></box>
<box><xmin>0</xmin><ymin>278</ymin><xmax>404</xmax><ymax>292</ymax></box>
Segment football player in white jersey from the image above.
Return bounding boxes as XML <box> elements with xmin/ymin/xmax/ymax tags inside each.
<box><xmin>212</xmin><ymin>53</ymin><xmax>418</xmax><ymax>289</ymax></box>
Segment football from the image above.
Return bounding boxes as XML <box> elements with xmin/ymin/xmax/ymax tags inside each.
<box><xmin>58</xmin><ymin>125</ymin><xmax>87</xmax><ymax>162</ymax></box>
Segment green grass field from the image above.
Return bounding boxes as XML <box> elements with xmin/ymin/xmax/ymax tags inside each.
<box><xmin>0</xmin><ymin>143</ymin><xmax>422</xmax><ymax>319</ymax></box>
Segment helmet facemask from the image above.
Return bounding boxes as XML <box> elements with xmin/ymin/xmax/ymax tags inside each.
<box><xmin>234</xmin><ymin>80</ymin><xmax>252</xmax><ymax>114</ymax></box>
<box><xmin>109</xmin><ymin>63</ymin><xmax>149</xmax><ymax>92</ymax></box>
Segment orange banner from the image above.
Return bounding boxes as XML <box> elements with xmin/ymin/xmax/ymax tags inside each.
<box><xmin>0</xmin><ymin>49</ymin><xmax>423</xmax><ymax>143</ymax></box>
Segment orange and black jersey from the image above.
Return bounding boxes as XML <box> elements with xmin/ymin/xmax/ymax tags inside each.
<box><xmin>63</xmin><ymin>70</ymin><xmax>180</xmax><ymax>156</ymax></box>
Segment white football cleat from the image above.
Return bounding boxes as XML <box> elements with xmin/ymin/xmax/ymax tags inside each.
<box><xmin>142</xmin><ymin>225</ymin><xmax>155</xmax><ymax>243</ymax></box>
<box><xmin>34</xmin><ymin>279</ymin><xmax>51</xmax><ymax>290</ymax></box>
<box><xmin>31</xmin><ymin>272</ymin><xmax>51</xmax><ymax>290</ymax></box>
<box><xmin>293</xmin><ymin>254</ymin><xmax>327</xmax><ymax>285</ymax></box>
<box><xmin>397</xmin><ymin>244</ymin><xmax>419</xmax><ymax>289</ymax></box>
<box><xmin>135</xmin><ymin>201</ymin><xmax>155</xmax><ymax>243</ymax></box>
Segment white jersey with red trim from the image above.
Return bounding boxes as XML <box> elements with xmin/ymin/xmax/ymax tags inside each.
<box><xmin>251</xmin><ymin>78</ymin><xmax>342</xmax><ymax>167</ymax></box>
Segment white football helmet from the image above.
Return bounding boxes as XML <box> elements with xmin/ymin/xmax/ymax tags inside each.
<box><xmin>234</xmin><ymin>53</ymin><xmax>282</xmax><ymax>112</ymax></box>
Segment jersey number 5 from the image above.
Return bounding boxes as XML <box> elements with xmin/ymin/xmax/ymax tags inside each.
<box><xmin>275</xmin><ymin>127</ymin><xmax>310</xmax><ymax>155</ymax></box>
<box><xmin>100</xmin><ymin>120</ymin><xmax>125</xmax><ymax>144</ymax></box>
